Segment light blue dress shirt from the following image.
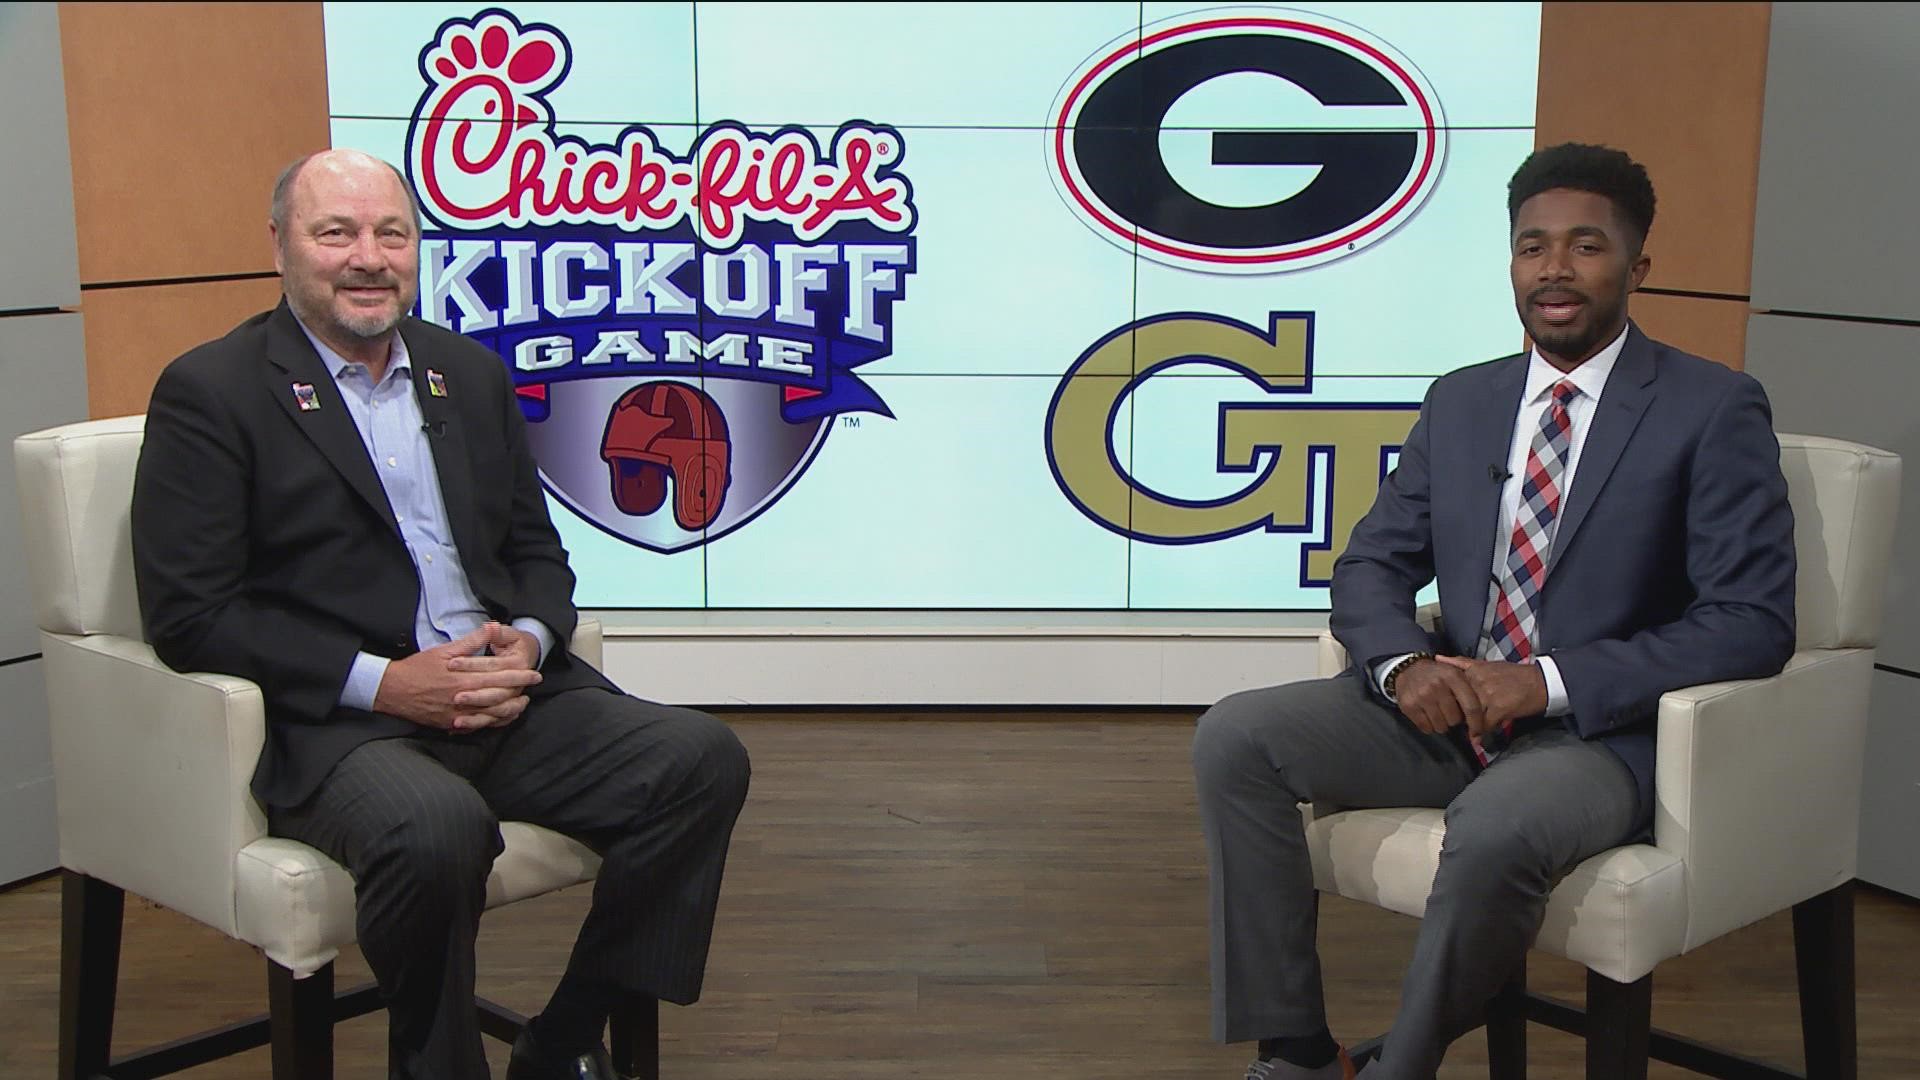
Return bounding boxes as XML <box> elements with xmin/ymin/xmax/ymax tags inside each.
<box><xmin>293</xmin><ymin>319</ymin><xmax>554</xmax><ymax>712</ymax></box>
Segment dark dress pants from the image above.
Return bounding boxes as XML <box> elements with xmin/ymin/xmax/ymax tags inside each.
<box><xmin>269</xmin><ymin>688</ymin><xmax>750</xmax><ymax>1080</ymax></box>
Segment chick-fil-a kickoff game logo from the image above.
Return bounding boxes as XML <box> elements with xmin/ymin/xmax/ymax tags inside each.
<box><xmin>405</xmin><ymin>9</ymin><xmax>917</xmax><ymax>552</ymax></box>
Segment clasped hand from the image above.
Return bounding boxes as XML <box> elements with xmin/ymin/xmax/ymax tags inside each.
<box><xmin>1392</xmin><ymin>654</ymin><xmax>1547</xmax><ymax>739</ymax></box>
<box><xmin>371</xmin><ymin>622</ymin><xmax>543</xmax><ymax>733</ymax></box>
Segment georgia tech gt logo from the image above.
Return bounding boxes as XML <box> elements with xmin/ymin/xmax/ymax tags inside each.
<box><xmin>1047</xmin><ymin>6</ymin><xmax>1445</xmax><ymax>274</ymax></box>
<box><xmin>406</xmin><ymin>9</ymin><xmax>916</xmax><ymax>552</ymax></box>
<box><xmin>1045</xmin><ymin>313</ymin><xmax>1417</xmax><ymax>587</ymax></box>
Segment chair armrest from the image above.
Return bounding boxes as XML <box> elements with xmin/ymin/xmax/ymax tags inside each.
<box><xmin>570</xmin><ymin>617</ymin><xmax>603</xmax><ymax>669</ymax></box>
<box><xmin>41</xmin><ymin>631</ymin><xmax>268</xmax><ymax>938</ymax></box>
<box><xmin>1653</xmin><ymin>647</ymin><xmax>1875</xmax><ymax>952</ymax></box>
<box><xmin>43</xmin><ymin>617</ymin><xmax>602</xmax><ymax>939</ymax></box>
<box><xmin>1316</xmin><ymin>601</ymin><xmax>1442</xmax><ymax>678</ymax></box>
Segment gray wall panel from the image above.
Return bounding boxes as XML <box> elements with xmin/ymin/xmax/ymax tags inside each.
<box><xmin>1858</xmin><ymin>669</ymin><xmax>1920</xmax><ymax>898</ymax></box>
<box><xmin>0</xmin><ymin>313</ymin><xmax>89</xmax><ymax>661</ymax></box>
<box><xmin>1745</xmin><ymin>313</ymin><xmax>1918</xmax><ymax>672</ymax></box>
<box><xmin>1748</xmin><ymin>311</ymin><xmax>1920</xmax><ymax>899</ymax></box>
<box><xmin>1750</xmin><ymin>3</ymin><xmax>1920</xmax><ymax>322</ymax></box>
<box><xmin>0</xmin><ymin>659</ymin><xmax>56</xmax><ymax>883</ymax></box>
<box><xmin>0</xmin><ymin>2</ymin><xmax>81</xmax><ymax>311</ymax></box>
<box><xmin>0</xmin><ymin>2</ymin><xmax>83</xmax><ymax>888</ymax></box>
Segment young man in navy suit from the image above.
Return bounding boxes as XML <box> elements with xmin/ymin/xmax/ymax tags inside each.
<box><xmin>132</xmin><ymin>149</ymin><xmax>751</xmax><ymax>1080</ymax></box>
<box><xmin>1192</xmin><ymin>144</ymin><xmax>1796</xmax><ymax>1079</ymax></box>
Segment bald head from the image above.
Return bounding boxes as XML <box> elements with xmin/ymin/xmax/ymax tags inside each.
<box><xmin>270</xmin><ymin>149</ymin><xmax>421</xmax><ymax>237</ymax></box>
<box><xmin>269</xmin><ymin>148</ymin><xmax>423</xmax><ymax>368</ymax></box>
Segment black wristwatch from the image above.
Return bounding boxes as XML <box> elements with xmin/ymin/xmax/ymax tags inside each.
<box><xmin>1382</xmin><ymin>651</ymin><xmax>1436</xmax><ymax>703</ymax></box>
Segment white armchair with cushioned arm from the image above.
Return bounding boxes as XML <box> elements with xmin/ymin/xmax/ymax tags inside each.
<box><xmin>1307</xmin><ymin>432</ymin><xmax>1900</xmax><ymax>1079</ymax></box>
<box><xmin>15</xmin><ymin>415</ymin><xmax>658</xmax><ymax>1080</ymax></box>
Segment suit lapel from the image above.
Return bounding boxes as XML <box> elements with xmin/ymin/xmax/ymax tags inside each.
<box><xmin>1548</xmin><ymin>326</ymin><xmax>1658</xmax><ymax>574</ymax></box>
<box><xmin>1456</xmin><ymin>355</ymin><xmax>1530</xmax><ymax>646</ymax></box>
<box><xmin>263</xmin><ymin>304</ymin><xmax>398</xmax><ymax>531</ymax></box>
<box><xmin>403</xmin><ymin>324</ymin><xmax>481</xmax><ymax>565</ymax></box>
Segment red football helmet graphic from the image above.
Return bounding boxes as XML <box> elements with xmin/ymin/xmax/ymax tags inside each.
<box><xmin>600</xmin><ymin>381</ymin><xmax>732</xmax><ymax>531</ymax></box>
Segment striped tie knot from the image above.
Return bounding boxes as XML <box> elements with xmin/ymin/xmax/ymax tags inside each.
<box><xmin>1544</xmin><ymin>380</ymin><xmax>1579</xmax><ymax>433</ymax></box>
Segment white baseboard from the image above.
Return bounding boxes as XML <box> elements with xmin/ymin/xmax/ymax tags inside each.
<box><xmin>590</xmin><ymin>610</ymin><xmax>1332</xmax><ymax>707</ymax></box>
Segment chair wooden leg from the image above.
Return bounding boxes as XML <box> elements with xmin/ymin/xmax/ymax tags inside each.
<box><xmin>58</xmin><ymin>871</ymin><xmax>123</xmax><ymax>1080</ymax></box>
<box><xmin>1487</xmin><ymin>967</ymin><xmax>1528</xmax><ymax>1080</ymax></box>
<box><xmin>268</xmin><ymin>959</ymin><xmax>334</xmax><ymax>1080</ymax></box>
<box><xmin>609</xmin><ymin>994</ymin><xmax>660</xmax><ymax>1080</ymax></box>
<box><xmin>1794</xmin><ymin>881</ymin><xmax>1857</xmax><ymax>1080</ymax></box>
<box><xmin>1584</xmin><ymin>970</ymin><xmax>1651</xmax><ymax>1080</ymax></box>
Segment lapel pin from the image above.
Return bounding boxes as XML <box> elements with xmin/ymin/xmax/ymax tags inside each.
<box><xmin>291</xmin><ymin>382</ymin><xmax>320</xmax><ymax>412</ymax></box>
<box><xmin>427</xmin><ymin>369</ymin><xmax>448</xmax><ymax>397</ymax></box>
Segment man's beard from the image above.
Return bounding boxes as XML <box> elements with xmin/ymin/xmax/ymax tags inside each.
<box><xmin>1524</xmin><ymin>293</ymin><xmax>1624</xmax><ymax>363</ymax></box>
<box><xmin>335</xmin><ymin>304</ymin><xmax>406</xmax><ymax>340</ymax></box>
<box><xmin>298</xmin><ymin>273</ymin><xmax>413</xmax><ymax>341</ymax></box>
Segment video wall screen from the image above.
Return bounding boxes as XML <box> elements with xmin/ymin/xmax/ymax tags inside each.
<box><xmin>322</xmin><ymin>2</ymin><xmax>1541</xmax><ymax>609</ymax></box>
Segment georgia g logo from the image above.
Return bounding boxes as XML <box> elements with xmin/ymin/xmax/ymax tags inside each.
<box><xmin>406</xmin><ymin>9</ymin><xmax>917</xmax><ymax>552</ymax></box>
<box><xmin>1047</xmin><ymin>6</ymin><xmax>1444</xmax><ymax>273</ymax></box>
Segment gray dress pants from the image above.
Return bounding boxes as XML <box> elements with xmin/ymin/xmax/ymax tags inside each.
<box><xmin>1192</xmin><ymin>670</ymin><xmax>1640</xmax><ymax>1080</ymax></box>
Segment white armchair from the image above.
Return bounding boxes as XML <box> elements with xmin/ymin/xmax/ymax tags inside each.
<box><xmin>15</xmin><ymin>415</ymin><xmax>657</xmax><ymax>1080</ymax></box>
<box><xmin>1309</xmin><ymin>433</ymin><xmax>1901</xmax><ymax>1079</ymax></box>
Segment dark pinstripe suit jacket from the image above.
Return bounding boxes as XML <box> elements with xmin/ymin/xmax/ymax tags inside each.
<box><xmin>132</xmin><ymin>301</ymin><xmax>615</xmax><ymax>808</ymax></box>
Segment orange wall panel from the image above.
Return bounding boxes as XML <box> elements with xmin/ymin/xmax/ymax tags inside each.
<box><xmin>1537</xmin><ymin>2</ymin><xmax>1771</xmax><ymax>298</ymax></box>
<box><xmin>83</xmin><ymin>277</ymin><xmax>286</xmax><ymax>419</ymax></box>
<box><xmin>1628</xmin><ymin>292</ymin><xmax>1750</xmax><ymax>371</ymax></box>
<box><xmin>60</xmin><ymin>1</ymin><xmax>329</xmax><ymax>285</ymax></box>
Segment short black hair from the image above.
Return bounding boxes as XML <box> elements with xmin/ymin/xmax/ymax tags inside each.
<box><xmin>1507</xmin><ymin>143</ymin><xmax>1656</xmax><ymax>250</ymax></box>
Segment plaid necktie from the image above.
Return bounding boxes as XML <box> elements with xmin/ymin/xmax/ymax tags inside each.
<box><xmin>1473</xmin><ymin>378</ymin><xmax>1579</xmax><ymax>763</ymax></box>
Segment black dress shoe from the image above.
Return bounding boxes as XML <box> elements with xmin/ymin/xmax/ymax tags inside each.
<box><xmin>506</xmin><ymin>1024</ymin><xmax>619</xmax><ymax>1080</ymax></box>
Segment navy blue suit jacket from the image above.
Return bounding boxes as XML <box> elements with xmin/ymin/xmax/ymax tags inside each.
<box><xmin>1329</xmin><ymin>325</ymin><xmax>1797</xmax><ymax>819</ymax></box>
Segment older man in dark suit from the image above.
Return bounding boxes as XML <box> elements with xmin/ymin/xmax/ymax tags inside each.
<box><xmin>132</xmin><ymin>148</ymin><xmax>750</xmax><ymax>1080</ymax></box>
<box><xmin>1192</xmin><ymin>144</ymin><xmax>1797</xmax><ymax>1079</ymax></box>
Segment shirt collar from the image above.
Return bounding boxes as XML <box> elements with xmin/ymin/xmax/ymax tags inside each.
<box><xmin>291</xmin><ymin>312</ymin><xmax>412</xmax><ymax>384</ymax></box>
<box><xmin>1524</xmin><ymin>322</ymin><xmax>1628</xmax><ymax>406</ymax></box>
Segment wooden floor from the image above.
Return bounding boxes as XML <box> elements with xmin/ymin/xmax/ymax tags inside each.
<box><xmin>2</xmin><ymin>714</ymin><xmax>1917</xmax><ymax>1079</ymax></box>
